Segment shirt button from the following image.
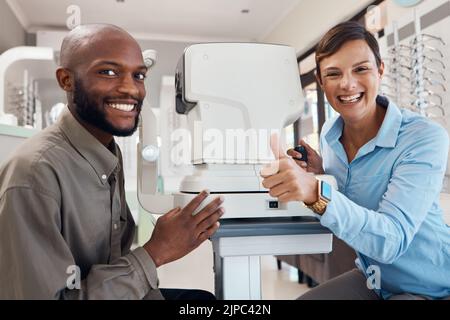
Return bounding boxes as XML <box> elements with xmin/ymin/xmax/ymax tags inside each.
<box><xmin>113</xmin><ymin>223</ymin><xmax>118</xmax><ymax>230</ymax></box>
<box><xmin>102</xmin><ymin>174</ymin><xmax>107</xmax><ymax>180</ymax></box>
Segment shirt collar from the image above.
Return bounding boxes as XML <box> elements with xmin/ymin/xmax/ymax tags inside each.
<box><xmin>325</xmin><ymin>96</ymin><xmax>402</xmax><ymax>148</ymax></box>
<box><xmin>58</xmin><ymin>107</ymin><xmax>119</xmax><ymax>184</ymax></box>
<box><xmin>324</xmin><ymin>96</ymin><xmax>403</xmax><ymax>163</ymax></box>
<box><xmin>373</xmin><ymin>95</ymin><xmax>402</xmax><ymax>148</ymax></box>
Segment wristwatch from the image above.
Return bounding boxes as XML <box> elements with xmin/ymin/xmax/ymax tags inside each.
<box><xmin>306</xmin><ymin>179</ymin><xmax>332</xmax><ymax>215</ymax></box>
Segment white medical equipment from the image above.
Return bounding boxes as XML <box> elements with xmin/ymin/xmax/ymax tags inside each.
<box><xmin>137</xmin><ymin>43</ymin><xmax>336</xmax><ymax>219</ymax></box>
<box><xmin>0</xmin><ymin>46</ymin><xmax>56</xmax><ymax>125</ymax></box>
<box><xmin>0</xmin><ymin>46</ymin><xmax>56</xmax><ymax>163</ymax></box>
<box><xmin>137</xmin><ymin>43</ymin><xmax>335</xmax><ymax>300</ymax></box>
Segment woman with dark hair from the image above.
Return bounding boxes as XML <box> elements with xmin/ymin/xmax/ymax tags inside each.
<box><xmin>261</xmin><ymin>21</ymin><xmax>450</xmax><ymax>300</ymax></box>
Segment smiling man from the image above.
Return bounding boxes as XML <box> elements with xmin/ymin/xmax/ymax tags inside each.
<box><xmin>0</xmin><ymin>24</ymin><xmax>223</xmax><ymax>300</ymax></box>
<box><xmin>59</xmin><ymin>24</ymin><xmax>146</xmax><ymax>140</ymax></box>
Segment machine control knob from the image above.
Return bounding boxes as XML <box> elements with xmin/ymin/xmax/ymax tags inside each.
<box><xmin>142</xmin><ymin>145</ymin><xmax>159</xmax><ymax>162</ymax></box>
<box><xmin>293</xmin><ymin>145</ymin><xmax>308</xmax><ymax>163</ymax></box>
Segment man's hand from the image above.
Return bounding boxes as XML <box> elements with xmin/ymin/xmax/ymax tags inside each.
<box><xmin>260</xmin><ymin>134</ymin><xmax>318</xmax><ymax>204</ymax></box>
<box><xmin>144</xmin><ymin>190</ymin><xmax>224</xmax><ymax>267</ymax></box>
<box><xmin>287</xmin><ymin>139</ymin><xmax>324</xmax><ymax>174</ymax></box>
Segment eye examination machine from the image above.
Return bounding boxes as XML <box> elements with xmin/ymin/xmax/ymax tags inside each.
<box><xmin>137</xmin><ymin>43</ymin><xmax>336</xmax><ymax>299</ymax></box>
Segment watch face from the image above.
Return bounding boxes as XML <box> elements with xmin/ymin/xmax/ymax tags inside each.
<box><xmin>321</xmin><ymin>181</ymin><xmax>332</xmax><ymax>201</ymax></box>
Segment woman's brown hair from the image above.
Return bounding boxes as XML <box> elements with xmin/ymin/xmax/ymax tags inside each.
<box><xmin>315</xmin><ymin>21</ymin><xmax>382</xmax><ymax>82</ymax></box>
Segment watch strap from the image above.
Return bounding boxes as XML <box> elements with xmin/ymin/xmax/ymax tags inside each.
<box><xmin>306</xmin><ymin>179</ymin><xmax>330</xmax><ymax>215</ymax></box>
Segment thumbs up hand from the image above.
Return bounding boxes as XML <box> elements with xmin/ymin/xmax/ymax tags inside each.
<box><xmin>260</xmin><ymin>133</ymin><xmax>318</xmax><ymax>204</ymax></box>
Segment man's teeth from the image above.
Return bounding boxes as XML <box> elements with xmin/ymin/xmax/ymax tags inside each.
<box><xmin>107</xmin><ymin>103</ymin><xmax>135</xmax><ymax>111</ymax></box>
<box><xmin>339</xmin><ymin>93</ymin><xmax>362</xmax><ymax>103</ymax></box>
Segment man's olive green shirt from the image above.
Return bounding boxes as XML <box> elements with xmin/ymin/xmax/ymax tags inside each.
<box><xmin>0</xmin><ymin>108</ymin><xmax>163</xmax><ymax>299</ymax></box>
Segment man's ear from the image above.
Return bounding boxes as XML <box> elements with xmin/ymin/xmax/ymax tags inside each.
<box><xmin>56</xmin><ymin>68</ymin><xmax>73</xmax><ymax>92</ymax></box>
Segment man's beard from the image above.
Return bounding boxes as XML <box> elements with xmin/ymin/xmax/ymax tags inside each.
<box><xmin>73</xmin><ymin>78</ymin><xmax>142</xmax><ymax>137</ymax></box>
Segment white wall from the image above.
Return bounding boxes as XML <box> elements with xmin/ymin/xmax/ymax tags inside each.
<box><xmin>262</xmin><ymin>0</ymin><xmax>427</xmax><ymax>56</ymax></box>
<box><xmin>383</xmin><ymin>0</ymin><xmax>447</xmax><ymax>28</ymax></box>
<box><xmin>262</xmin><ymin>0</ymin><xmax>374</xmax><ymax>55</ymax></box>
<box><xmin>0</xmin><ymin>0</ymin><xmax>25</xmax><ymax>53</ymax></box>
<box><xmin>384</xmin><ymin>0</ymin><xmax>420</xmax><ymax>24</ymax></box>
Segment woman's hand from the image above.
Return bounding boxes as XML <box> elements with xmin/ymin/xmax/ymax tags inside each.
<box><xmin>287</xmin><ymin>139</ymin><xmax>325</xmax><ymax>174</ymax></box>
<box><xmin>260</xmin><ymin>134</ymin><xmax>318</xmax><ymax>204</ymax></box>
